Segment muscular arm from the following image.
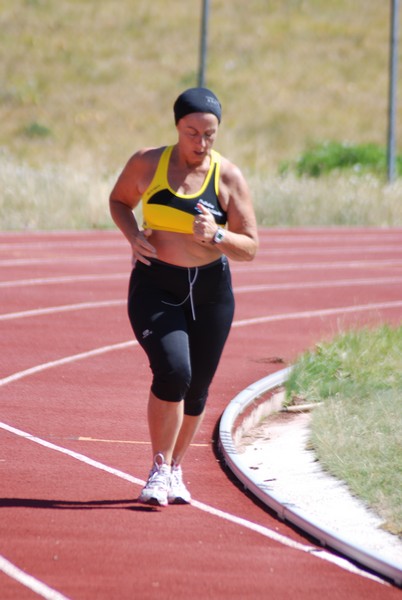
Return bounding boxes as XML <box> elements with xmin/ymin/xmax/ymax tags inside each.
<box><xmin>109</xmin><ymin>149</ymin><xmax>158</xmax><ymax>265</ymax></box>
<box><xmin>216</xmin><ymin>160</ymin><xmax>259</xmax><ymax>261</ymax></box>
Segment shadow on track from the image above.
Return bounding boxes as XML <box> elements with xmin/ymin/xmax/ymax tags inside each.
<box><xmin>0</xmin><ymin>498</ymin><xmax>156</xmax><ymax>512</ymax></box>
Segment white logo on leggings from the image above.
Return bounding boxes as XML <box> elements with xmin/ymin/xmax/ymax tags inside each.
<box><xmin>142</xmin><ymin>329</ymin><xmax>153</xmax><ymax>339</ymax></box>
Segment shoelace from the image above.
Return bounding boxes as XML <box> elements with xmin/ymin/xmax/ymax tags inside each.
<box><xmin>146</xmin><ymin>453</ymin><xmax>170</xmax><ymax>489</ymax></box>
<box><xmin>171</xmin><ymin>466</ymin><xmax>183</xmax><ymax>486</ymax></box>
<box><xmin>147</xmin><ymin>469</ymin><xmax>168</xmax><ymax>489</ymax></box>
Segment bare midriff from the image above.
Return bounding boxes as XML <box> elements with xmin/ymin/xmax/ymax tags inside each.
<box><xmin>149</xmin><ymin>230</ymin><xmax>221</xmax><ymax>267</ymax></box>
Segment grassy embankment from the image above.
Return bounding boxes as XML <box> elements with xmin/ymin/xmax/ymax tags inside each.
<box><xmin>285</xmin><ymin>325</ymin><xmax>402</xmax><ymax>536</ymax></box>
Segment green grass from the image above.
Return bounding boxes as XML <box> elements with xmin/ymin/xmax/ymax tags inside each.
<box><xmin>285</xmin><ymin>325</ymin><xmax>402</xmax><ymax>535</ymax></box>
<box><xmin>279</xmin><ymin>142</ymin><xmax>402</xmax><ymax>178</ymax></box>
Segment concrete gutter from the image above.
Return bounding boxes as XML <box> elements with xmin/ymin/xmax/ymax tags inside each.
<box><xmin>218</xmin><ymin>368</ymin><xmax>402</xmax><ymax>588</ymax></box>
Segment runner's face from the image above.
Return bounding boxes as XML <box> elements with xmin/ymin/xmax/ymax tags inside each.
<box><xmin>176</xmin><ymin>113</ymin><xmax>219</xmax><ymax>164</ymax></box>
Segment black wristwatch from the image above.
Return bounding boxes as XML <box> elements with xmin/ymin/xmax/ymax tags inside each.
<box><xmin>212</xmin><ymin>228</ymin><xmax>225</xmax><ymax>244</ymax></box>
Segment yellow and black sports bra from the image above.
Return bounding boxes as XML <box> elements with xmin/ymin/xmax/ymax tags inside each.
<box><xmin>142</xmin><ymin>145</ymin><xmax>227</xmax><ymax>234</ymax></box>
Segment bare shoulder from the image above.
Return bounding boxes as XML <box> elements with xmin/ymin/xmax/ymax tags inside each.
<box><xmin>218</xmin><ymin>154</ymin><xmax>252</xmax><ymax>206</ymax></box>
<box><xmin>219</xmin><ymin>155</ymin><xmax>248</xmax><ymax>188</ymax></box>
<box><xmin>110</xmin><ymin>146</ymin><xmax>165</xmax><ymax>207</ymax></box>
<box><xmin>126</xmin><ymin>146</ymin><xmax>165</xmax><ymax>172</ymax></box>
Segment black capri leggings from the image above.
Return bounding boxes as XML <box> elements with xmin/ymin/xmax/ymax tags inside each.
<box><xmin>127</xmin><ymin>256</ymin><xmax>235</xmax><ymax>416</ymax></box>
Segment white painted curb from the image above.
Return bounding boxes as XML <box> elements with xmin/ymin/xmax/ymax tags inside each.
<box><xmin>219</xmin><ymin>368</ymin><xmax>402</xmax><ymax>587</ymax></box>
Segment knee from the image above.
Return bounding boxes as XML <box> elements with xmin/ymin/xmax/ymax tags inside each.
<box><xmin>151</xmin><ymin>364</ymin><xmax>191</xmax><ymax>403</ymax></box>
<box><xmin>184</xmin><ymin>392</ymin><xmax>208</xmax><ymax>417</ymax></box>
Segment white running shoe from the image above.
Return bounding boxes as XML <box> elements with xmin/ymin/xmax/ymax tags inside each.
<box><xmin>138</xmin><ymin>453</ymin><xmax>171</xmax><ymax>507</ymax></box>
<box><xmin>168</xmin><ymin>463</ymin><xmax>191</xmax><ymax>504</ymax></box>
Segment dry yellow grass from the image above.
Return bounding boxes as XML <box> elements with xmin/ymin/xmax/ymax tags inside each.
<box><xmin>1</xmin><ymin>0</ymin><xmax>400</xmax><ymax>176</ymax></box>
<box><xmin>2</xmin><ymin>148</ymin><xmax>401</xmax><ymax>230</ymax></box>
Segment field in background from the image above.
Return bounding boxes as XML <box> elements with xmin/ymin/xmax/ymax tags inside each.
<box><xmin>1</xmin><ymin>0</ymin><xmax>401</xmax><ymax>173</ymax></box>
<box><xmin>1</xmin><ymin>0</ymin><xmax>401</xmax><ymax>229</ymax></box>
<box><xmin>1</xmin><ymin>148</ymin><xmax>402</xmax><ymax>230</ymax></box>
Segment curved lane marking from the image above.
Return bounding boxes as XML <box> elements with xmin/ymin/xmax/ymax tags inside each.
<box><xmin>1</xmin><ymin>301</ymin><xmax>401</xmax><ymax>388</ymax></box>
<box><xmin>0</xmin><ymin>299</ymin><xmax>125</xmax><ymax>321</ymax></box>
<box><xmin>0</xmin><ymin>420</ymin><xmax>384</xmax><ymax>586</ymax></box>
<box><xmin>255</xmin><ymin>231</ymin><xmax>402</xmax><ymax>244</ymax></box>
<box><xmin>2</xmin><ymin>280</ymin><xmax>402</xmax><ymax>321</ymax></box>
<box><xmin>1</xmin><ymin>241</ymin><xmax>401</xmax><ymax>256</ymax></box>
<box><xmin>233</xmin><ymin>259</ymin><xmax>402</xmax><ymax>272</ymax></box>
<box><xmin>236</xmin><ymin>276</ymin><xmax>402</xmax><ymax>293</ymax></box>
<box><xmin>2</xmin><ymin>232</ymin><xmax>398</xmax><ymax>595</ymax></box>
<box><xmin>1</xmin><ymin>256</ymin><xmax>402</xmax><ymax>270</ymax></box>
<box><xmin>0</xmin><ymin>269</ymin><xmax>401</xmax><ymax>292</ymax></box>
<box><xmin>0</xmin><ymin>341</ymin><xmax>137</xmax><ymax>388</ymax></box>
<box><xmin>0</xmin><ymin>239</ymin><xmax>124</xmax><ymax>250</ymax></box>
<box><xmin>0</xmin><ymin>255</ymin><xmax>126</xmax><ymax>267</ymax></box>
<box><xmin>0</xmin><ymin>273</ymin><xmax>127</xmax><ymax>289</ymax></box>
<box><xmin>1</xmin><ymin>229</ymin><xmax>401</xmax><ymax>248</ymax></box>
<box><xmin>233</xmin><ymin>300</ymin><xmax>402</xmax><ymax>328</ymax></box>
<box><xmin>256</xmin><ymin>244</ymin><xmax>402</xmax><ymax>256</ymax></box>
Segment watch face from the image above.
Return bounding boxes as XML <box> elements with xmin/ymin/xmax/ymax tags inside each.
<box><xmin>214</xmin><ymin>229</ymin><xmax>224</xmax><ymax>243</ymax></box>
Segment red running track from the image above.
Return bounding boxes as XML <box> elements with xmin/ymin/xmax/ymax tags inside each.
<box><xmin>1</xmin><ymin>228</ymin><xmax>402</xmax><ymax>600</ymax></box>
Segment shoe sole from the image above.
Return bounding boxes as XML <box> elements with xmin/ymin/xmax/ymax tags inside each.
<box><xmin>138</xmin><ymin>496</ymin><xmax>168</xmax><ymax>507</ymax></box>
<box><xmin>168</xmin><ymin>496</ymin><xmax>191</xmax><ymax>505</ymax></box>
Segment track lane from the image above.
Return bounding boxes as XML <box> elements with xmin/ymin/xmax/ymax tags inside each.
<box><xmin>1</xmin><ymin>228</ymin><xmax>402</xmax><ymax>599</ymax></box>
<box><xmin>0</xmin><ymin>422</ymin><xmax>389</xmax><ymax>600</ymax></box>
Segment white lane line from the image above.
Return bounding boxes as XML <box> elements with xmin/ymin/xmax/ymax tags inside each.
<box><xmin>1</xmin><ymin>231</ymin><xmax>401</xmax><ymax>248</ymax></box>
<box><xmin>0</xmin><ymin>421</ymin><xmax>384</xmax><ymax>585</ymax></box>
<box><xmin>1</xmin><ymin>301</ymin><xmax>401</xmax><ymax>389</ymax></box>
<box><xmin>233</xmin><ymin>259</ymin><xmax>402</xmax><ymax>272</ymax></box>
<box><xmin>0</xmin><ymin>239</ymin><xmax>124</xmax><ymax>250</ymax></box>
<box><xmin>0</xmin><ymin>273</ymin><xmax>127</xmax><ymax>288</ymax></box>
<box><xmin>0</xmin><ymin>299</ymin><xmax>125</xmax><ymax>321</ymax></box>
<box><xmin>1</xmin><ymin>263</ymin><xmax>400</xmax><ymax>291</ymax></box>
<box><xmin>0</xmin><ymin>554</ymin><xmax>71</xmax><ymax>600</ymax></box>
<box><xmin>233</xmin><ymin>300</ymin><xmax>402</xmax><ymax>328</ymax></box>
<box><xmin>236</xmin><ymin>276</ymin><xmax>402</xmax><ymax>293</ymax></box>
<box><xmin>0</xmin><ymin>341</ymin><xmax>137</xmax><ymax>388</ymax></box>
<box><xmin>0</xmin><ymin>255</ymin><xmax>126</xmax><ymax>267</ymax></box>
<box><xmin>255</xmin><ymin>232</ymin><xmax>402</xmax><ymax>243</ymax></box>
<box><xmin>190</xmin><ymin>500</ymin><xmax>384</xmax><ymax>583</ymax></box>
<box><xmin>1</xmin><ymin>256</ymin><xmax>402</xmax><ymax>270</ymax></box>
<box><xmin>256</xmin><ymin>244</ymin><xmax>402</xmax><ymax>256</ymax></box>
<box><xmin>1</xmin><ymin>241</ymin><xmax>400</xmax><ymax>255</ymax></box>
<box><xmin>2</xmin><ymin>278</ymin><xmax>402</xmax><ymax>322</ymax></box>
<box><xmin>0</xmin><ymin>421</ymin><xmax>144</xmax><ymax>486</ymax></box>
<box><xmin>0</xmin><ymin>269</ymin><xmax>388</xmax><ymax>290</ymax></box>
